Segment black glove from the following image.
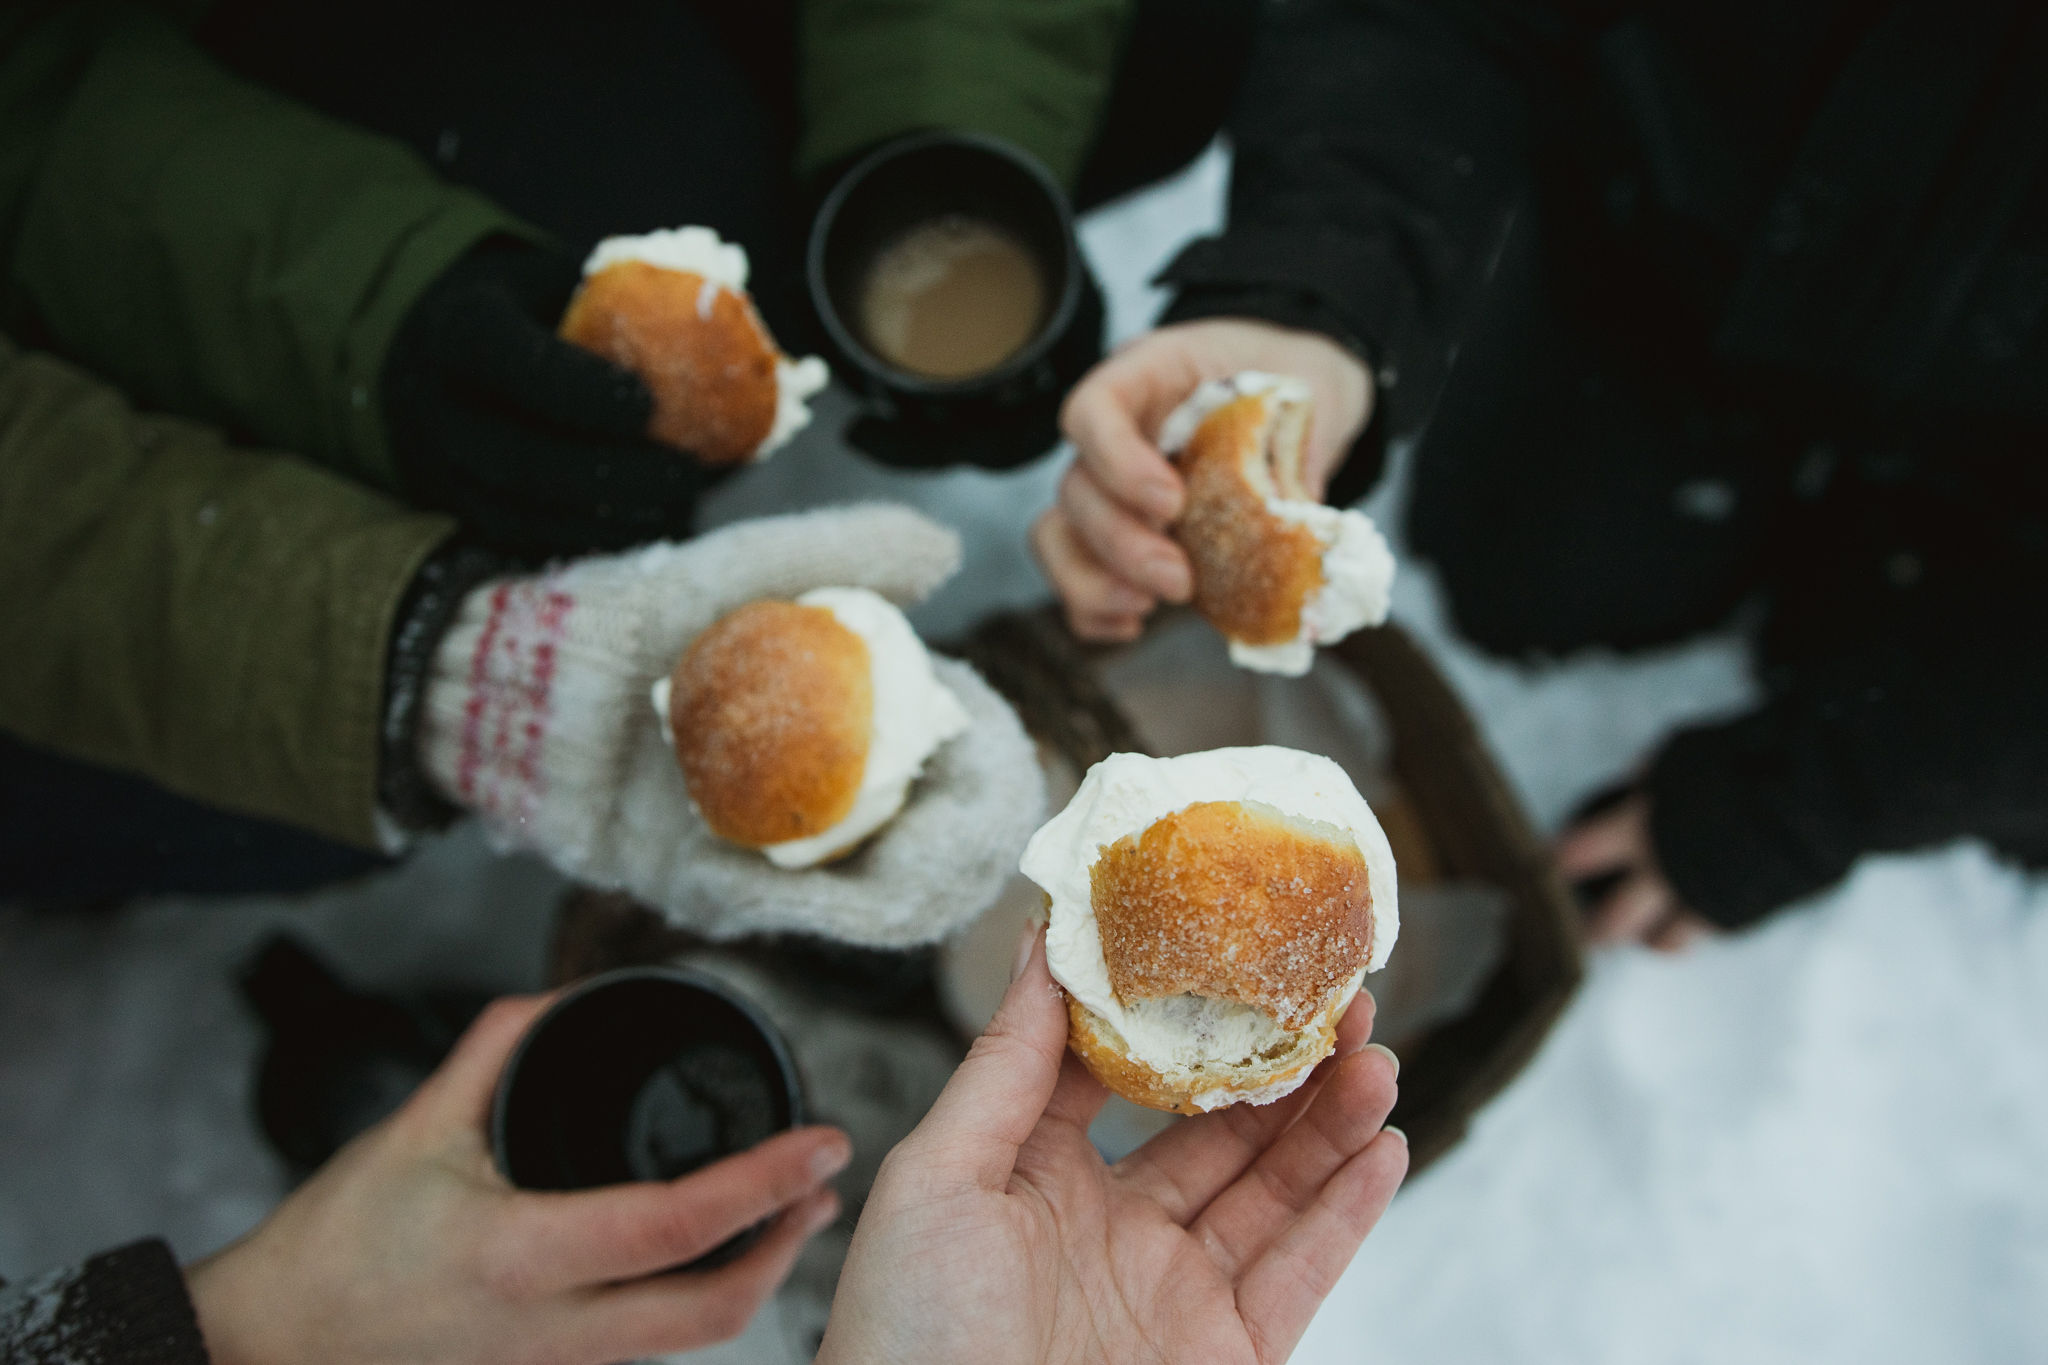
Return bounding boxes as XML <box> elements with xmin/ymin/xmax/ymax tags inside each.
<box><xmin>383</xmin><ymin>242</ymin><xmax>723</xmax><ymax>558</ymax></box>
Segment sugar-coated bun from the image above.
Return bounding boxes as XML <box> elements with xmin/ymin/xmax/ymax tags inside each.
<box><xmin>1021</xmin><ymin>747</ymin><xmax>1398</xmax><ymax>1113</ymax></box>
<box><xmin>667</xmin><ymin>600</ymin><xmax>873</xmax><ymax>846</ymax></box>
<box><xmin>655</xmin><ymin>587</ymin><xmax>972</xmax><ymax>868</ymax></box>
<box><xmin>1159</xmin><ymin>373</ymin><xmax>1394</xmax><ymax>676</ymax></box>
<box><xmin>560</xmin><ymin>228</ymin><xmax>830</xmax><ymax>466</ymax></box>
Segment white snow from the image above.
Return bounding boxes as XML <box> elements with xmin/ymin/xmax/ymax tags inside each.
<box><xmin>2</xmin><ymin>137</ymin><xmax>2043</xmax><ymax>1365</ymax></box>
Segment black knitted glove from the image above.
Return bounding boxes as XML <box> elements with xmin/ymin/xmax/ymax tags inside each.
<box><xmin>383</xmin><ymin>242</ymin><xmax>723</xmax><ymax>557</ymax></box>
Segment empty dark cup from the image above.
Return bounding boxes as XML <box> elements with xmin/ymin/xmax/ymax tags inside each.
<box><xmin>490</xmin><ymin>966</ymin><xmax>806</xmax><ymax>1269</ymax></box>
<box><xmin>808</xmin><ymin>130</ymin><xmax>1103</xmax><ymax>470</ymax></box>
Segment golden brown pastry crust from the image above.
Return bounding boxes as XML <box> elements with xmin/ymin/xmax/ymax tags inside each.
<box><xmin>670</xmin><ymin>601</ymin><xmax>873</xmax><ymax>846</ymax></box>
<box><xmin>1090</xmin><ymin>801</ymin><xmax>1374</xmax><ymax>1030</ymax></box>
<box><xmin>1173</xmin><ymin>394</ymin><xmax>1324</xmax><ymax>647</ymax></box>
<box><xmin>559</xmin><ymin>260</ymin><xmax>782</xmax><ymax>465</ymax></box>
<box><xmin>1064</xmin><ymin>993</ymin><xmax>1338</xmax><ymax>1115</ymax></box>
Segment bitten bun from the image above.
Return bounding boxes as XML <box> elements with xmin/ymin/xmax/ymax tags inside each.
<box><xmin>653</xmin><ymin>587</ymin><xmax>970</xmax><ymax>868</ymax></box>
<box><xmin>1158</xmin><ymin>373</ymin><xmax>1395</xmax><ymax>676</ymax></box>
<box><xmin>1021</xmin><ymin>747</ymin><xmax>1398</xmax><ymax>1113</ymax></box>
<box><xmin>560</xmin><ymin>227</ymin><xmax>830</xmax><ymax>466</ymax></box>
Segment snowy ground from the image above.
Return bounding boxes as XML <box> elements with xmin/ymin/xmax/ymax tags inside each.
<box><xmin>4</xmin><ymin>145</ymin><xmax>2044</xmax><ymax>1362</ymax></box>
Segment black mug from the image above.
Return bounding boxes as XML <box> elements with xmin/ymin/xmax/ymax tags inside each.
<box><xmin>490</xmin><ymin>966</ymin><xmax>806</xmax><ymax>1269</ymax></box>
<box><xmin>808</xmin><ymin>130</ymin><xmax>1104</xmax><ymax>470</ymax></box>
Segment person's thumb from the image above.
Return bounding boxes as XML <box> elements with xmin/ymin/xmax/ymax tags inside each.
<box><xmin>401</xmin><ymin>993</ymin><xmax>556</xmax><ymax>1137</ymax></box>
<box><xmin>906</xmin><ymin>923</ymin><xmax>1068</xmax><ymax>1188</ymax></box>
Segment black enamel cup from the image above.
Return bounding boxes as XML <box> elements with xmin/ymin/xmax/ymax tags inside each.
<box><xmin>807</xmin><ymin>130</ymin><xmax>1104</xmax><ymax>469</ymax></box>
<box><xmin>490</xmin><ymin>966</ymin><xmax>806</xmax><ymax>1269</ymax></box>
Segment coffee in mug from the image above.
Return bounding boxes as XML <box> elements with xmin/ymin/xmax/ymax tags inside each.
<box><xmin>856</xmin><ymin>215</ymin><xmax>1049</xmax><ymax>381</ymax></box>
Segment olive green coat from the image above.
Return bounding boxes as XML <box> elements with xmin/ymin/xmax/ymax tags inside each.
<box><xmin>0</xmin><ymin>0</ymin><xmax>1129</xmax><ymax>846</ymax></box>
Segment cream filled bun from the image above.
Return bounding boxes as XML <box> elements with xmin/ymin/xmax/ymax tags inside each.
<box><xmin>1157</xmin><ymin>372</ymin><xmax>1395</xmax><ymax>676</ymax></box>
<box><xmin>1020</xmin><ymin>746</ymin><xmax>1397</xmax><ymax>1114</ymax></box>
<box><xmin>560</xmin><ymin>226</ymin><xmax>831</xmax><ymax>466</ymax></box>
<box><xmin>652</xmin><ymin>587</ymin><xmax>969</xmax><ymax>867</ymax></box>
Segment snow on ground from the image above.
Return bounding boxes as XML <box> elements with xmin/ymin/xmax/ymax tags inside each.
<box><xmin>2</xmin><ymin>142</ymin><xmax>2042</xmax><ymax>1363</ymax></box>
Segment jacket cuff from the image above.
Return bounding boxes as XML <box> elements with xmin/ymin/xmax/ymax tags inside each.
<box><xmin>0</xmin><ymin>1239</ymin><xmax>210</xmax><ymax>1365</ymax></box>
<box><xmin>378</xmin><ymin>541</ymin><xmax>514</xmax><ymax>840</ymax></box>
<box><xmin>1646</xmin><ymin>714</ymin><xmax>1860</xmax><ymax>930</ymax></box>
<box><xmin>1156</xmin><ymin>226</ymin><xmax>1416</xmax><ymax>374</ymax></box>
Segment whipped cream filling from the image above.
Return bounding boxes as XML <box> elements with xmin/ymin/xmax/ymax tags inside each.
<box><xmin>1020</xmin><ymin>747</ymin><xmax>1399</xmax><ymax>1087</ymax></box>
<box><xmin>583</xmin><ymin>226</ymin><xmax>750</xmax><ymax>290</ymax></box>
<box><xmin>1156</xmin><ymin>371</ymin><xmax>1306</xmax><ymax>456</ymax></box>
<box><xmin>583</xmin><ymin>226</ymin><xmax>832</xmax><ymax>460</ymax></box>
<box><xmin>1157</xmin><ymin>372</ymin><xmax>1396</xmax><ymax>677</ymax></box>
<box><xmin>652</xmin><ymin>587</ymin><xmax>969</xmax><ymax>867</ymax></box>
<box><xmin>766</xmin><ymin>356</ymin><xmax>831</xmax><ymax>456</ymax></box>
<box><xmin>1229</xmin><ymin>503</ymin><xmax>1395</xmax><ymax>676</ymax></box>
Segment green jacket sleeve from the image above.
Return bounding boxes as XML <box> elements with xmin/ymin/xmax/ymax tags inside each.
<box><xmin>0</xmin><ymin>334</ymin><xmax>455</xmax><ymax>847</ymax></box>
<box><xmin>0</xmin><ymin>1</ymin><xmax>536</xmax><ymax>490</ymax></box>
<box><xmin>798</xmin><ymin>0</ymin><xmax>1134</xmax><ymax>189</ymax></box>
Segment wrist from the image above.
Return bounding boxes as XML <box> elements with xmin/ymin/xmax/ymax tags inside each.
<box><xmin>379</xmin><ymin>540</ymin><xmax>513</xmax><ymax>841</ymax></box>
<box><xmin>184</xmin><ymin>1244</ymin><xmax>273</xmax><ymax>1365</ymax></box>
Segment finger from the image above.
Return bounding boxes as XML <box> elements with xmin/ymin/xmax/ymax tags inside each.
<box><xmin>1115</xmin><ymin>991</ymin><xmax>1379</xmax><ymax>1223</ymax></box>
<box><xmin>400</xmin><ymin>993</ymin><xmax>556</xmax><ymax>1135</ymax></box>
<box><xmin>1587</xmin><ymin>871</ymin><xmax>1675</xmax><ymax>945</ymax></box>
<box><xmin>904</xmin><ymin>923</ymin><xmax>1069</xmax><ymax>1189</ymax></box>
<box><xmin>1649</xmin><ymin>911</ymin><xmax>1709</xmax><ymax>954</ymax></box>
<box><xmin>1235</xmin><ymin>1129</ymin><xmax>1409</xmax><ymax>1363</ymax></box>
<box><xmin>1189</xmin><ymin>1043</ymin><xmax>1399</xmax><ymax>1280</ymax></box>
<box><xmin>1040</xmin><ymin>1048</ymin><xmax>1111</xmax><ymax>1136</ymax></box>
<box><xmin>1072</xmin><ymin>610</ymin><xmax>1147</xmax><ymax>643</ymax></box>
<box><xmin>583</xmin><ymin>1186</ymin><xmax>840</xmax><ymax>1359</ymax></box>
<box><xmin>1061</xmin><ymin>375</ymin><xmax>1185</xmax><ymax>525</ymax></box>
<box><xmin>1031</xmin><ymin>509</ymin><xmax>1156</xmax><ymax>615</ymax></box>
<box><xmin>1061</xmin><ymin>466</ymin><xmax>1192</xmax><ymax>603</ymax></box>
<box><xmin>1030</xmin><ymin>511</ymin><xmax>1157</xmax><ymax>641</ymax></box>
<box><xmin>1553</xmin><ymin>797</ymin><xmax>1648</xmax><ymax>880</ymax></box>
<box><xmin>502</xmin><ymin>1125</ymin><xmax>850</xmax><ymax>1288</ymax></box>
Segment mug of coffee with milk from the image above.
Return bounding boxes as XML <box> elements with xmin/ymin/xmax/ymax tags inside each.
<box><xmin>808</xmin><ymin>131</ymin><xmax>1104</xmax><ymax>469</ymax></box>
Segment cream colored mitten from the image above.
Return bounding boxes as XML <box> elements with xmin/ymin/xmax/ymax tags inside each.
<box><xmin>417</xmin><ymin>503</ymin><xmax>1044</xmax><ymax>946</ymax></box>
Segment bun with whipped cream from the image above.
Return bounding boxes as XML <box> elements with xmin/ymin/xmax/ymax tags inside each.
<box><xmin>653</xmin><ymin>587</ymin><xmax>969</xmax><ymax>868</ymax></box>
<box><xmin>1157</xmin><ymin>373</ymin><xmax>1395</xmax><ymax>676</ymax></box>
<box><xmin>560</xmin><ymin>226</ymin><xmax>830</xmax><ymax>466</ymax></box>
<box><xmin>1021</xmin><ymin>746</ymin><xmax>1398</xmax><ymax>1114</ymax></box>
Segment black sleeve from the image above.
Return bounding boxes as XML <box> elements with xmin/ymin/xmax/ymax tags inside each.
<box><xmin>1647</xmin><ymin>622</ymin><xmax>2048</xmax><ymax>928</ymax></box>
<box><xmin>0</xmin><ymin>1239</ymin><xmax>212</xmax><ymax>1364</ymax></box>
<box><xmin>1158</xmin><ymin>0</ymin><xmax>1540</xmax><ymax>484</ymax></box>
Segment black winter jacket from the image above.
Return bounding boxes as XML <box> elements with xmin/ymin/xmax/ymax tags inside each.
<box><xmin>1163</xmin><ymin>0</ymin><xmax>2048</xmax><ymax>924</ymax></box>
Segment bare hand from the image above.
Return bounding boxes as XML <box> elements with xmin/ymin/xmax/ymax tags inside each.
<box><xmin>1557</xmin><ymin>791</ymin><xmax>1717</xmax><ymax>953</ymax></box>
<box><xmin>1033</xmin><ymin>319</ymin><xmax>1374</xmax><ymax>641</ymax></box>
<box><xmin>187</xmin><ymin>994</ymin><xmax>849</xmax><ymax>1365</ymax></box>
<box><xmin>817</xmin><ymin>925</ymin><xmax>1407</xmax><ymax>1365</ymax></box>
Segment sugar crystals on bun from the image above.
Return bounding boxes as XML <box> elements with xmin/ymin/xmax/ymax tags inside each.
<box><xmin>561</xmin><ymin>226</ymin><xmax>830</xmax><ymax>466</ymax></box>
<box><xmin>654</xmin><ymin>587</ymin><xmax>969</xmax><ymax>867</ymax></box>
<box><xmin>1157</xmin><ymin>372</ymin><xmax>1396</xmax><ymax>675</ymax></box>
<box><xmin>1021</xmin><ymin>747</ymin><xmax>1398</xmax><ymax>1113</ymax></box>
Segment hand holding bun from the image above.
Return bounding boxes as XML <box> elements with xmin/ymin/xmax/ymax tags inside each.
<box><xmin>560</xmin><ymin>227</ymin><xmax>830</xmax><ymax>465</ymax></box>
<box><xmin>1035</xmin><ymin>318</ymin><xmax>1373</xmax><ymax>642</ymax></box>
<box><xmin>1159</xmin><ymin>373</ymin><xmax>1396</xmax><ymax>674</ymax></box>
<box><xmin>1022</xmin><ymin>747</ymin><xmax>1398</xmax><ymax>1113</ymax></box>
<box><xmin>416</xmin><ymin>504</ymin><xmax>1043</xmax><ymax>947</ymax></box>
<box><xmin>656</xmin><ymin>589</ymin><xmax>970</xmax><ymax>868</ymax></box>
<box><xmin>816</xmin><ymin>922</ymin><xmax>1406</xmax><ymax>1365</ymax></box>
